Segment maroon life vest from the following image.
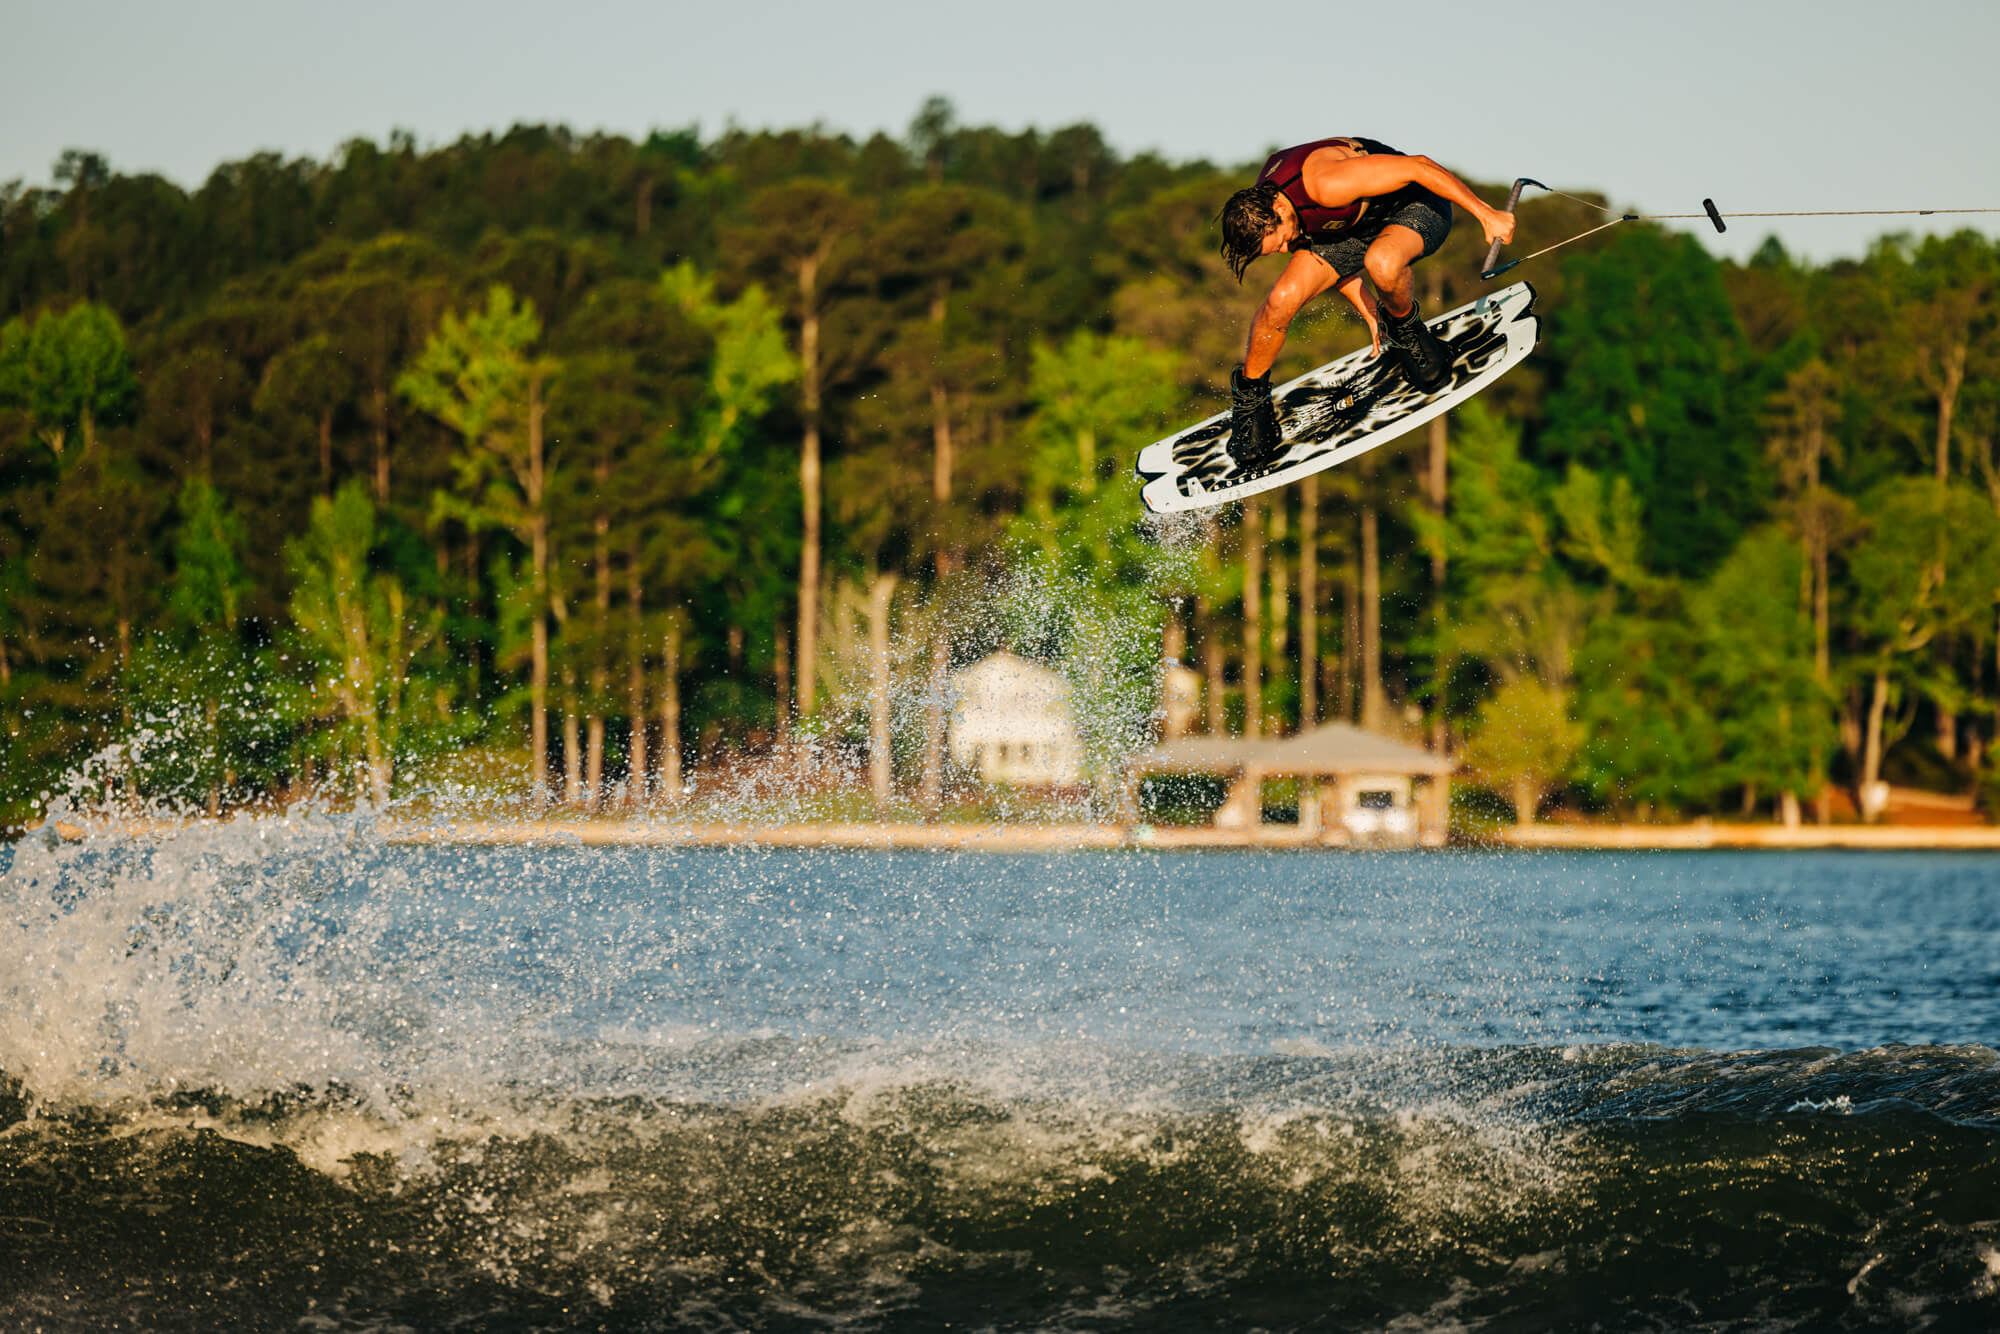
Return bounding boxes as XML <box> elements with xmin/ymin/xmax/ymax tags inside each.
<box><xmin>1257</xmin><ymin>136</ymin><xmax>1403</xmax><ymax>239</ymax></box>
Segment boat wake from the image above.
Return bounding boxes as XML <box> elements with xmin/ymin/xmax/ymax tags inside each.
<box><xmin>3</xmin><ymin>810</ymin><xmax>1997</xmax><ymax>1330</ymax></box>
<box><xmin>2</xmin><ymin>1043</ymin><xmax>1997</xmax><ymax>1332</ymax></box>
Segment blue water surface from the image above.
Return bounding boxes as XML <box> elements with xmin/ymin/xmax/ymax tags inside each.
<box><xmin>364</xmin><ymin>846</ymin><xmax>2000</xmax><ymax>1058</ymax></box>
<box><xmin>9</xmin><ymin>834</ymin><xmax>2000</xmax><ymax>1332</ymax></box>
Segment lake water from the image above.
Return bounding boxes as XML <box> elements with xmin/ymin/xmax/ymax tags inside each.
<box><xmin>3</xmin><ymin>819</ymin><xmax>1997</xmax><ymax>1331</ymax></box>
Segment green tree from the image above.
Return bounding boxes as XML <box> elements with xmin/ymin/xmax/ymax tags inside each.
<box><xmin>658</xmin><ymin>263</ymin><xmax>798</xmax><ymax>464</ymax></box>
<box><xmin>907</xmin><ymin>96</ymin><xmax>957</xmax><ymax>184</ymax></box>
<box><xmin>1417</xmin><ymin>405</ymin><xmax>1607</xmax><ymax>704</ymax></box>
<box><xmin>1552</xmin><ymin>463</ymin><xmax>1734</xmax><ymax>818</ymax></box>
<box><xmin>869</xmin><ymin>184</ymin><xmax>1025</xmax><ymax>519</ymax></box>
<box><xmin>146</xmin><ymin>336</ymin><xmax>250</xmax><ymax>478</ymax></box>
<box><xmin>309</xmin><ymin>235</ymin><xmax>451</xmax><ymax>505</ymax></box>
<box><xmin>1896</xmin><ymin>231</ymin><xmax>1997</xmax><ymax>482</ymax></box>
<box><xmin>0</xmin><ymin>302</ymin><xmax>136</xmax><ymax>464</ymax></box>
<box><xmin>21</xmin><ymin>439</ymin><xmax>165</xmax><ymax>717</ymax></box>
<box><xmin>1011</xmin><ymin>330</ymin><xmax>1182</xmax><ymax>573</ymax></box>
<box><xmin>281</xmin><ymin>482</ymin><xmax>442</xmax><ymax>804</ymax></box>
<box><xmin>1004</xmin><ymin>330</ymin><xmax>1191</xmax><ymax>787</ymax></box>
<box><xmin>255</xmin><ymin>332</ymin><xmax>355</xmax><ymax>497</ymax></box>
<box><xmin>165</xmin><ymin>477</ymin><xmax>249</xmax><ymax>638</ymax></box>
<box><xmin>1464</xmin><ymin>677</ymin><xmax>1584</xmax><ymax>827</ymax></box>
<box><xmin>1540</xmin><ymin>226</ymin><xmax>1762</xmax><ymax>575</ymax></box>
<box><xmin>1420</xmin><ymin>406</ymin><xmax>1685</xmax><ymax>820</ymax></box>
<box><xmin>548</xmin><ymin>275</ymin><xmax>724</xmax><ymax>803</ymax></box>
<box><xmin>1845</xmin><ymin>477</ymin><xmax>2000</xmax><ymax>803</ymax></box>
<box><xmin>399</xmin><ymin>284</ymin><xmax>559</xmax><ymax>794</ymax></box>
<box><xmin>730</xmin><ymin>180</ymin><xmax>874</xmax><ymax>725</ymax></box>
<box><xmin>1688</xmin><ymin>526</ymin><xmax>1834</xmax><ymax>818</ymax></box>
<box><xmin>53</xmin><ymin>150</ymin><xmax>112</xmax><ymax>298</ymax></box>
<box><xmin>126</xmin><ymin>479</ymin><xmax>272</xmax><ymax>812</ymax></box>
<box><xmin>660</xmin><ymin>261</ymin><xmax>800</xmax><ymax>745</ymax></box>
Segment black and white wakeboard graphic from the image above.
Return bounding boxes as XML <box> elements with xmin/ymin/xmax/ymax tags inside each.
<box><xmin>1135</xmin><ymin>281</ymin><xmax>1539</xmax><ymax>514</ymax></box>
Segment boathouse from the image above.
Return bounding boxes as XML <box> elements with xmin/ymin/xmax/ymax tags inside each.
<box><xmin>1128</xmin><ymin>723</ymin><xmax>1453</xmax><ymax>846</ymax></box>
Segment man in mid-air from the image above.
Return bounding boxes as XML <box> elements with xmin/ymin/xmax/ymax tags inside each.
<box><xmin>1217</xmin><ymin>136</ymin><xmax>1516</xmax><ymax>468</ymax></box>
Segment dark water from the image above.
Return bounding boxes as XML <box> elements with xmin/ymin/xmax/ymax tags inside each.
<box><xmin>3</xmin><ymin>822</ymin><xmax>1998</xmax><ymax>1331</ymax></box>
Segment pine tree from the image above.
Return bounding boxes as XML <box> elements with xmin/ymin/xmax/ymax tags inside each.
<box><xmin>400</xmin><ymin>285</ymin><xmax>559</xmax><ymax>796</ymax></box>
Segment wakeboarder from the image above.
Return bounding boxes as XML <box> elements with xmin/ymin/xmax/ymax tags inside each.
<box><xmin>1217</xmin><ymin>137</ymin><xmax>1516</xmax><ymax>467</ymax></box>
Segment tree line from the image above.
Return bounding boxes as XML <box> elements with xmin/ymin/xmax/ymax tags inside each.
<box><xmin>2</xmin><ymin>101</ymin><xmax>1996</xmax><ymax>827</ymax></box>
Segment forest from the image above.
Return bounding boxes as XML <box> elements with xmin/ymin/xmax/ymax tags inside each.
<box><xmin>3</xmin><ymin>99</ymin><xmax>1997</xmax><ymax>830</ymax></box>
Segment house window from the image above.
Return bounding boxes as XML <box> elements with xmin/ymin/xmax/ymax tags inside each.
<box><xmin>1356</xmin><ymin>790</ymin><xmax>1396</xmax><ymax>809</ymax></box>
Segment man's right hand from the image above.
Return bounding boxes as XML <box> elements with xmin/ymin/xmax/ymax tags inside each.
<box><xmin>1479</xmin><ymin>208</ymin><xmax>1517</xmax><ymax>249</ymax></box>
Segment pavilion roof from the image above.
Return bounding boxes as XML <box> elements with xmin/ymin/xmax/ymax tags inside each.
<box><xmin>1132</xmin><ymin>722</ymin><xmax>1453</xmax><ymax>778</ymax></box>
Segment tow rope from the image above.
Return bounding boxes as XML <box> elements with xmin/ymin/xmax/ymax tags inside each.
<box><xmin>1479</xmin><ymin>178</ymin><xmax>2000</xmax><ymax>279</ymax></box>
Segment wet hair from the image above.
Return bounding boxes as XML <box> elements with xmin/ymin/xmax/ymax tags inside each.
<box><xmin>1218</xmin><ymin>182</ymin><xmax>1285</xmax><ymax>282</ymax></box>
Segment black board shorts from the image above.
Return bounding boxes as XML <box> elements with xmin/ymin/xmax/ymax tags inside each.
<box><xmin>1302</xmin><ymin>189</ymin><xmax>1452</xmax><ymax>280</ymax></box>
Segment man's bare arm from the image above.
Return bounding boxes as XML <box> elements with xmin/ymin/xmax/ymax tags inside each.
<box><xmin>1304</xmin><ymin>153</ymin><xmax>1516</xmax><ymax>247</ymax></box>
<box><xmin>1334</xmin><ymin>272</ymin><xmax>1382</xmax><ymax>357</ymax></box>
<box><xmin>1244</xmin><ymin>252</ymin><xmax>1339</xmax><ymax>378</ymax></box>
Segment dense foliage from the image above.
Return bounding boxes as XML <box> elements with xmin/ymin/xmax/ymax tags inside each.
<box><xmin>2</xmin><ymin>110</ymin><xmax>1996</xmax><ymax>826</ymax></box>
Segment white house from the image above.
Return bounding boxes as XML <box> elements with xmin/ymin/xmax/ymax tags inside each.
<box><xmin>947</xmin><ymin>652</ymin><xmax>1084</xmax><ymax>786</ymax></box>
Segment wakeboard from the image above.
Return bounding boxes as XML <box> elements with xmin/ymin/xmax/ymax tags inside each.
<box><xmin>1135</xmin><ymin>281</ymin><xmax>1539</xmax><ymax>514</ymax></box>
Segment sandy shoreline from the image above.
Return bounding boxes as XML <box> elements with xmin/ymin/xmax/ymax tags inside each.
<box><xmin>1490</xmin><ymin>821</ymin><xmax>2000</xmax><ymax>850</ymax></box>
<box><xmin>377</xmin><ymin>819</ymin><xmax>2000</xmax><ymax>851</ymax></box>
<box><xmin>33</xmin><ymin>816</ymin><xmax>2000</xmax><ymax>850</ymax></box>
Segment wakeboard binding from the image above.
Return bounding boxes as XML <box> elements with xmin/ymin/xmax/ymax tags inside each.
<box><xmin>1381</xmin><ymin>301</ymin><xmax>1453</xmax><ymax>392</ymax></box>
<box><xmin>1227</xmin><ymin>365</ymin><xmax>1285</xmax><ymax>470</ymax></box>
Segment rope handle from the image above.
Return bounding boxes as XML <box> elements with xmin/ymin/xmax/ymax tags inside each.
<box><xmin>1480</xmin><ymin>177</ymin><xmax>1545</xmax><ymax>278</ymax></box>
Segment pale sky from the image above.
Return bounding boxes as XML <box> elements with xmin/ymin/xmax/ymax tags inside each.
<box><xmin>4</xmin><ymin>0</ymin><xmax>1997</xmax><ymax>263</ymax></box>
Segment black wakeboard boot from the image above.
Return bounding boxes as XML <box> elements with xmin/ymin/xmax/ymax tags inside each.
<box><xmin>1380</xmin><ymin>300</ymin><xmax>1454</xmax><ymax>392</ymax></box>
<box><xmin>1227</xmin><ymin>365</ymin><xmax>1285</xmax><ymax>470</ymax></box>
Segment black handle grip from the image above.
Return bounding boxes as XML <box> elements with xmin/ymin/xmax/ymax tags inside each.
<box><xmin>1481</xmin><ymin>178</ymin><xmax>1530</xmax><ymax>276</ymax></box>
<box><xmin>1481</xmin><ymin>177</ymin><xmax>1546</xmax><ymax>280</ymax></box>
